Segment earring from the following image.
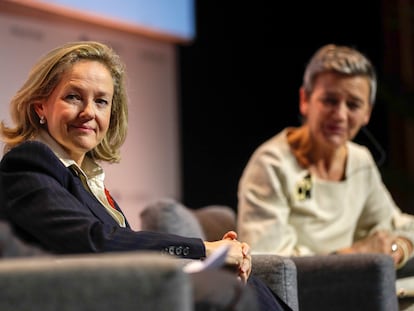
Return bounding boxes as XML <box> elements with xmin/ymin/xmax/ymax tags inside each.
<box><xmin>39</xmin><ymin>116</ymin><xmax>46</xmax><ymax>124</ymax></box>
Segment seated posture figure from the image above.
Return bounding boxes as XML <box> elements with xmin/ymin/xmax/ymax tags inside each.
<box><xmin>0</xmin><ymin>41</ymin><xmax>290</xmax><ymax>311</ymax></box>
<box><xmin>237</xmin><ymin>44</ymin><xmax>414</xmax><ymax>270</ymax></box>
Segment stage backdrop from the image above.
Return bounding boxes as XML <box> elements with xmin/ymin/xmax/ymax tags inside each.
<box><xmin>0</xmin><ymin>12</ymin><xmax>181</xmax><ymax>229</ymax></box>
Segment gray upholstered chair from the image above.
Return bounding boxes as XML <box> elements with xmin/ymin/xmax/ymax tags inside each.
<box><xmin>0</xmin><ymin>219</ymin><xmax>262</xmax><ymax>311</ymax></box>
<box><xmin>140</xmin><ymin>198</ymin><xmax>299</xmax><ymax>311</ymax></box>
<box><xmin>291</xmin><ymin>253</ymin><xmax>398</xmax><ymax>311</ymax></box>
<box><xmin>140</xmin><ymin>198</ymin><xmax>400</xmax><ymax>311</ymax></box>
<box><xmin>0</xmin><ymin>251</ymin><xmax>194</xmax><ymax>311</ymax></box>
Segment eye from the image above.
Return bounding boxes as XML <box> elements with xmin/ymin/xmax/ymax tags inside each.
<box><xmin>65</xmin><ymin>94</ymin><xmax>81</xmax><ymax>102</ymax></box>
<box><xmin>347</xmin><ymin>101</ymin><xmax>362</xmax><ymax>111</ymax></box>
<box><xmin>321</xmin><ymin>96</ymin><xmax>338</xmax><ymax>106</ymax></box>
<box><xmin>95</xmin><ymin>98</ymin><xmax>109</xmax><ymax>106</ymax></box>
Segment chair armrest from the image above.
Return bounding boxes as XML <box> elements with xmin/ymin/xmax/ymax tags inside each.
<box><xmin>0</xmin><ymin>251</ymin><xmax>192</xmax><ymax>311</ymax></box>
<box><xmin>252</xmin><ymin>254</ymin><xmax>299</xmax><ymax>311</ymax></box>
<box><xmin>291</xmin><ymin>253</ymin><xmax>398</xmax><ymax>311</ymax></box>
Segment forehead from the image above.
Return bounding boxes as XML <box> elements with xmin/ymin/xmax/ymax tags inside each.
<box><xmin>59</xmin><ymin>61</ymin><xmax>114</xmax><ymax>91</ymax></box>
<box><xmin>313</xmin><ymin>72</ymin><xmax>370</xmax><ymax>100</ymax></box>
<box><xmin>65</xmin><ymin>60</ymin><xmax>111</xmax><ymax>78</ymax></box>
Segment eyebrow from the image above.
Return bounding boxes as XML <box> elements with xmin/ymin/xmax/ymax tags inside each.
<box><xmin>64</xmin><ymin>83</ymin><xmax>113</xmax><ymax>98</ymax></box>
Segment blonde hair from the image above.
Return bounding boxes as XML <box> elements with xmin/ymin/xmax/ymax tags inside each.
<box><xmin>0</xmin><ymin>41</ymin><xmax>128</xmax><ymax>163</ymax></box>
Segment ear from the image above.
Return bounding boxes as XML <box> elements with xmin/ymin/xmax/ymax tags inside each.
<box><xmin>299</xmin><ymin>87</ymin><xmax>309</xmax><ymax>117</ymax></box>
<box><xmin>33</xmin><ymin>101</ymin><xmax>45</xmax><ymax>119</ymax></box>
<box><xmin>362</xmin><ymin>105</ymin><xmax>373</xmax><ymax>126</ymax></box>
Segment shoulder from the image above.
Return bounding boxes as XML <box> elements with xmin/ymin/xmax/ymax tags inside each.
<box><xmin>251</xmin><ymin>129</ymin><xmax>289</xmax><ymax>155</ymax></box>
<box><xmin>0</xmin><ymin>141</ymin><xmax>64</xmax><ymax>173</ymax></box>
<box><xmin>347</xmin><ymin>141</ymin><xmax>380</xmax><ymax>178</ymax></box>
<box><xmin>247</xmin><ymin>128</ymin><xmax>294</xmax><ymax>165</ymax></box>
<box><xmin>347</xmin><ymin>141</ymin><xmax>376</xmax><ymax>165</ymax></box>
<box><xmin>3</xmin><ymin>140</ymin><xmax>55</xmax><ymax>155</ymax></box>
<box><xmin>240</xmin><ymin>128</ymin><xmax>301</xmax><ymax>186</ymax></box>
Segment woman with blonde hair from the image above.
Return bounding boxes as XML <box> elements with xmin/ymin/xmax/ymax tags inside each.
<box><xmin>0</xmin><ymin>41</ymin><xmax>290</xmax><ymax>311</ymax></box>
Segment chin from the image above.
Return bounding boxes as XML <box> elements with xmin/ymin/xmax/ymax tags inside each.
<box><xmin>73</xmin><ymin>140</ymin><xmax>97</xmax><ymax>152</ymax></box>
<box><xmin>324</xmin><ymin>135</ymin><xmax>347</xmax><ymax>148</ymax></box>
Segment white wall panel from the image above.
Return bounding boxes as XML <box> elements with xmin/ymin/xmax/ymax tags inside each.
<box><xmin>0</xmin><ymin>13</ymin><xmax>181</xmax><ymax>229</ymax></box>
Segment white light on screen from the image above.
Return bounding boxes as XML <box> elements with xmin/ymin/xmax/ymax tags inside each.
<box><xmin>38</xmin><ymin>0</ymin><xmax>195</xmax><ymax>41</ymax></box>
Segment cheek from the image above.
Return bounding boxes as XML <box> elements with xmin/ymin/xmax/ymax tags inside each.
<box><xmin>48</xmin><ymin>110</ymin><xmax>69</xmax><ymax>127</ymax></box>
<box><xmin>98</xmin><ymin>110</ymin><xmax>112</xmax><ymax>130</ymax></box>
<box><xmin>47</xmin><ymin>101</ymin><xmax>75</xmax><ymax>120</ymax></box>
<box><xmin>353</xmin><ymin>111</ymin><xmax>369</xmax><ymax>125</ymax></box>
<box><xmin>306</xmin><ymin>107</ymin><xmax>322</xmax><ymax>123</ymax></box>
<box><xmin>362</xmin><ymin>112</ymin><xmax>371</xmax><ymax>125</ymax></box>
<box><xmin>348</xmin><ymin>116</ymin><xmax>365</xmax><ymax>136</ymax></box>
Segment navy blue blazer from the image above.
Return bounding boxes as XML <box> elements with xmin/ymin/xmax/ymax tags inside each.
<box><xmin>0</xmin><ymin>141</ymin><xmax>205</xmax><ymax>259</ymax></box>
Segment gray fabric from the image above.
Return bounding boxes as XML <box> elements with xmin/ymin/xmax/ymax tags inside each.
<box><xmin>192</xmin><ymin>269</ymin><xmax>259</xmax><ymax>311</ymax></box>
<box><xmin>140</xmin><ymin>201</ymin><xmax>299</xmax><ymax>310</ymax></box>
<box><xmin>0</xmin><ymin>221</ymin><xmax>47</xmax><ymax>257</ymax></box>
<box><xmin>252</xmin><ymin>254</ymin><xmax>299</xmax><ymax>311</ymax></box>
<box><xmin>140</xmin><ymin>198</ymin><xmax>206</xmax><ymax>240</ymax></box>
<box><xmin>193</xmin><ymin>205</ymin><xmax>236</xmax><ymax>241</ymax></box>
<box><xmin>0</xmin><ymin>251</ymin><xmax>192</xmax><ymax>311</ymax></box>
<box><xmin>291</xmin><ymin>253</ymin><xmax>399</xmax><ymax>311</ymax></box>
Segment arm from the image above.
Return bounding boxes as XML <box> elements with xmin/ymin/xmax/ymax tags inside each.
<box><xmin>337</xmin><ymin>148</ymin><xmax>414</xmax><ymax>266</ymax></box>
<box><xmin>0</xmin><ymin>141</ymin><xmax>251</xmax><ymax>278</ymax></box>
<box><xmin>0</xmin><ymin>141</ymin><xmax>205</xmax><ymax>259</ymax></box>
<box><xmin>237</xmin><ymin>137</ymin><xmax>315</xmax><ymax>256</ymax></box>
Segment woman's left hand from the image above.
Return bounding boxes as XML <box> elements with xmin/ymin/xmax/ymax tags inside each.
<box><xmin>222</xmin><ymin>231</ymin><xmax>252</xmax><ymax>283</ymax></box>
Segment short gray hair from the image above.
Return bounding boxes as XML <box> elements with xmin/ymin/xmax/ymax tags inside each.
<box><xmin>302</xmin><ymin>44</ymin><xmax>377</xmax><ymax>105</ymax></box>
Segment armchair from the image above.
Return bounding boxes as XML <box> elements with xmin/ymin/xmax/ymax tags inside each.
<box><xmin>140</xmin><ymin>198</ymin><xmax>299</xmax><ymax>311</ymax></box>
<box><xmin>140</xmin><ymin>198</ymin><xmax>400</xmax><ymax>311</ymax></box>
<box><xmin>0</xmin><ymin>251</ymin><xmax>193</xmax><ymax>311</ymax></box>
<box><xmin>291</xmin><ymin>253</ymin><xmax>399</xmax><ymax>311</ymax></box>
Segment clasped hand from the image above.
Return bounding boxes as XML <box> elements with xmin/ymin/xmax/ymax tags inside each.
<box><xmin>344</xmin><ymin>230</ymin><xmax>412</xmax><ymax>267</ymax></box>
<box><xmin>204</xmin><ymin>231</ymin><xmax>252</xmax><ymax>283</ymax></box>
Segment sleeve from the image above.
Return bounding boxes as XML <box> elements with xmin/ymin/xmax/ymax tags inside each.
<box><xmin>237</xmin><ymin>141</ymin><xmax>314</xmax><ymax>256</ymax></box>
<box><xmin>0</xmin><ymin>141</ymin><xmax>205</xmax><ymax>259</ymax></box>
<box><xmin>354</xmin><ymin>149</ymin><xmax>414</xmax><ymax>249</ymax></box>
<box><xmin>392</xmin><ymin>208</ymin><xmax>414</xmax><ymax>248</ymax></box>
<box><xmin>353</xmin><ymin>160</ymin><xmax>396</xmax><ymax>240</ymax></box>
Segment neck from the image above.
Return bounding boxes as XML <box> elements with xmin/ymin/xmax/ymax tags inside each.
<box><xmin>287</xmin><ymin>126</ymin><xmax>347</xmax><ymax>181</ymax></box>
<box><xmin>310</xmin><ymin>147</ymin><xmax>347</xmax><ymax>181</ymax></box>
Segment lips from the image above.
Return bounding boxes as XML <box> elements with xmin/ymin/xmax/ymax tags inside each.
<box><xmin>324</xmin><ymin>125</ymin><xmax>347</xmax><ymax>137</ymax></box>
<box><xmin>70</xmin><ymin>124</ymin><xmax>95</xmax><ymax>132</ymax></box>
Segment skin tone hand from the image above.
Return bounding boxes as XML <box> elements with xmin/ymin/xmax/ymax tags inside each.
<box><xmin>336</xmin><ymin>230</ymin><xmax>412</xmax><ymax>267</ymax></box>
<box><xmin>203</xmin><ymin>231</ymin><xmax>252</xmax><ymax>283</ymax></box>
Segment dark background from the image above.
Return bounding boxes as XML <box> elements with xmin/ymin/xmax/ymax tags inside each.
<box><xmin>179</xmin><ymin>1</ymin><xmax>388</xmax><ymax>209</ymax></box>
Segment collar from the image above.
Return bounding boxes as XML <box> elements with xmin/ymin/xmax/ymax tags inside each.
<box><xmin>34</xmin><ymin>129</ymin><xmax>104</xmax><ymax>180</ymax></box>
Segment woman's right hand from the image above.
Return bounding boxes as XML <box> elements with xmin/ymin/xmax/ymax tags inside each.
<box><xmin>337</xmin><ymin>230</ymin><xmax>404</xmax><ymax>266</ymax></box>
<box><xmin>351</xmin><ymin>230</ymin><xmax>395</xmax><ymax>254</ymax></box>
<box><xmin>203</xmin><ymin>231</ymin><xmax>251</xmax><ymax>283</ymax></box>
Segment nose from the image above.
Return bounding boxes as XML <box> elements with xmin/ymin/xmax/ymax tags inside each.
<box><xmin>79</xmin><ymin>99</ymin><xmax>95</xmax><ymax>120</ymax></box>
<box><xmin>332</xmin><ymin>101</ymin><xmax>347</xmax><ymax>120</ymax></box>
